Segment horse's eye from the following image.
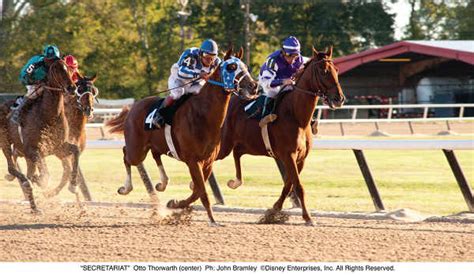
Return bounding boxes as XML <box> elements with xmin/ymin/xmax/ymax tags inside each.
<box><xmin>226</xmin><ymin>63</ymin><xmax>237</xmax><ymax>71</ymax></box>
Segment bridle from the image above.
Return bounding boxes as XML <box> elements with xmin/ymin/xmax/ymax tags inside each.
<box><xmin>75</xmin><ymin>80</ymin><xmax>99</xmax><ymax>105</ymax></box>
<box><xmin>207</xmin><ymin>59</ymin><xmax>255</xmax><ymax>99</ymax></box>
<box><xmin>293</xmin><ymin>58</ymin><xmax>340</xmax><ymax>100</ymax></box>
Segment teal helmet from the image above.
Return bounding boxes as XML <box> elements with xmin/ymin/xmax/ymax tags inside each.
<box><xmin>43</xmin><ymin>45</ymin><xmax>60</xmax><ymax>59</ymax></box>
<box><xmin>200</xmin><ymin>39</ymin><xmax>218</xmax><ymax>55</ymax></box>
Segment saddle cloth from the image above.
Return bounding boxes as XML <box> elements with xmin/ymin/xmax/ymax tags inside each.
<box><xmin>144</xmin><ymin>94</ymin><xmax>192</xmax><ymax>131</ymax></box>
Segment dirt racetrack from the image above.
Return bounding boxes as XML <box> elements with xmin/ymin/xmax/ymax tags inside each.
<box><xmin>0</xmin><ymin>202</ymin><xmax>472</xmax><ymax>262</ymax></box>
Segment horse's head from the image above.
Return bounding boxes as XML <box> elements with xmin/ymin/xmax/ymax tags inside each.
<box><xmin>75</xmin><ymin>73</ymin><xmax>99</xmax><ymax>118</ymax></box>
<box><xmin>219</xmin><ymin>46</ymin><xmax>258</xmax><ymax>100</ymax></box>
<box><xmin>48</xmin><ymin>59</ymin><xmax>77</xmax><ymax>94</ymax></box>
<box><xmin>300</xmin><ymin>46</ymin><xmax>345</xmax><ymax>109</ymax></box>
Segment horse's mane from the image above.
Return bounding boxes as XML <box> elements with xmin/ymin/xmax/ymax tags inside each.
<box><xmin>294</xmin><ymin>52</ymin><xmax>331</xmax><ymax>83</ymax></box>
<box><xmin>48</xmin><ymin>59</ymin><xmax>73</xmax><ymax>88</ymax></box>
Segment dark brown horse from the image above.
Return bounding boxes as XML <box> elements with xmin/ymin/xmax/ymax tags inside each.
<box><xmin>4</xmin><ymin>75</ymin><xmax>98</xmax><ymax>202</ymax></box>
<box><xmin>106</xmin><ymin>48</ymin><xmax>258</xmax><ymax>225</ymax></box>
<box><xmin>217</xmin><ymin>47</ymin><xmax>345</xmax><ymax>225</ymax></box>
<box><xmin>4</xmin><ymin>59</ymin><xmax>78</xmax><ymax>212</ymax></box>
<box><xmin>43</xmin><ymin>74</ymin><xmax>99</xmax><ymax>200</ymax></box>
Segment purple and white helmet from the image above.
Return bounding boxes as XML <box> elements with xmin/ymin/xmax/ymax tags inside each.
<box><xmin>282</xmin><ymin>36</ymin><xmax>301</xmax><ymax>55</ymax></box>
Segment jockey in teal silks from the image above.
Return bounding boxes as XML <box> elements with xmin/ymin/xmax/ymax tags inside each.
<box><xmin>11</xmin><ymin>45</ymin><xmax>61</xmax><ymax>124</ymax></box>
<box><xmin>152</xmin><ymin>39</ymin><xmax>221</xmax><ymax>128</ymax></box>
<box><xmin>258</xmin><ymin>36</ymin><xmax>304</xmax><ymax>126</ymax></box>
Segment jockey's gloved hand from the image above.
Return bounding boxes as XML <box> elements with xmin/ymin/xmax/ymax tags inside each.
<box><xmin>282</xmin><ymin>79</ymin><xmax>294</xmax><ymax>86</ymax></box>
<box><xmin>199</xmin><ymin>71</ymin><xmax>210</xmax><ymax>81</ymax></box>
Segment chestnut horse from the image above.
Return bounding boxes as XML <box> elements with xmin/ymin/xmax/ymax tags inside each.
<box><xmin>4</xmin><ymin>59</ymin><xmax>78</xmax><ymax>212</ymax></box>
<box><xmin>217</xmin><ymin>47</ymin><xmax>345</xmax><ymax>225</ymax></box>
<box><xmin>4</xmin><ymin>75</ymin><xmax>98</xmax><ymax>201</ymax></box>
<box><xmin>106</xmin><ymin>47</ymin><xmax>257</xmax><ymax>225</ymax></box>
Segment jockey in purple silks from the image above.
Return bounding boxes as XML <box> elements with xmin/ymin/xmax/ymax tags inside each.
<box><xmin>258</xmin><ymin>36</ymin><xmax>304</xmax><ymax>126</ymax></box>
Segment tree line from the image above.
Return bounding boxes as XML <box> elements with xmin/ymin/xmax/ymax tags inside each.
<box><xmin>0</xmin><ymin>0</ymin><xmax>472</xmax><ymax>98</ymax></box>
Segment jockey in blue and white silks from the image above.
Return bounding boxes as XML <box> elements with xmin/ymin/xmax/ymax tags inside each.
<box><xmin>258</xmin><ymin>36</ymin><xmax>304</xmax><ymax>125</ymax></box>
<box><xmin>152</xmin><ymin>39</ymin><xmax>221</xmax><ymax>128</ymax></box>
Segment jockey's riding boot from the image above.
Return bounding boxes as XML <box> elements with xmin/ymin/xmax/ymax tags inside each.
<box><xmin>259</xmin><ymin>97</ymin><xmax>277</xmax><ymax>128</ymax></box>
<box><xmin>152</xmin><ymin>96</ymin><xmax>175</xmax><ymax>129</ymax></box>
<box><xmin>9</xmin><ymin>97</ymin><xmax>26</xmax><ymax>125</ymax></box>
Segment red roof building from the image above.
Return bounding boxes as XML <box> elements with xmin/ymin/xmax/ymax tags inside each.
<box><xmin>333</xmin><ymin>41</ymin><xmax>474</xmax><ymax>109</ymax></box>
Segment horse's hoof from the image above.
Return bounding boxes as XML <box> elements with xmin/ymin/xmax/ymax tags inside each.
<box><xmin>117</xmin><ymin>186</ymin><xmax>132</xmax><ymax>195</ymax></box>
<box><xmin>43</xmin><ymin>190</ymin><xmax>57</xmax><ymax>198</ymax></box>
<box><xmin>155</xmin><ymin>183</ymin><xmax>166</xmax><ymax>192</ymax></box>
<box><xmin>4</xmin><ymin>174</ymin><xmax>15</xmax><ymax>182</ymax></box>
<box><xmin>68</xmin><ymin>184</ymin><xmax>78</xmax><ymax>194</ymax></box>
<box><xmin>227</xmin><ymin>179</ymin><xmax>242</xmax><ymax>189</ymax></box>
<box><xmin>305</xmin><ymin>220</ymin><xmax>315</xmax><ymax>227</ymax></box>
<box><xmin>189</xmin><ymin>181</ymin><xmax>194</xmax><ymax>190</ymax></box>
<box><xmin>31</xmin><ymin>208</ymin><xmax>43</xmax><ymax>215</ymax></box>
<box><xmin>167</xmin><ymin>199</ymin><xmax>179</xmax><ymax>209</ymax></box>
<box><xmin>208</xmin><ymin>221</ymin><xmax>223</xmax><ymax>227</ymax></box>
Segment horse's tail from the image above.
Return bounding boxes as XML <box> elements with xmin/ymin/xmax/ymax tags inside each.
<box><xmin>105</xmin><ymin>106</ymin><xmax>130</xmax><ymax>134</ymax></box>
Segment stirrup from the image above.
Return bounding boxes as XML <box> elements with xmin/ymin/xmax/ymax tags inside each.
<box><xmin>259</xmin><ymin>114</ymin><xmax>278</xmax><ymax>128</ymax></box>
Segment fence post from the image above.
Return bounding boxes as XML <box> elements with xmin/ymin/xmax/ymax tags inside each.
<box><xmin>408</xmin><ymin>121</ymin><xmax>415</xmax><ymax>135</ymax></box>
<box><xmin>442</xmin><ymin>149</ymin><xmax>474</xmax><ymax>212</ymax></box>
<box><xmin>353</xmin><ymin>149</ymin><xmax>385</xmax><ymax>211</ymax></box>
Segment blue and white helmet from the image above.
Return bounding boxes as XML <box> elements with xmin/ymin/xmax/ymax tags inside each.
<box><xmin>43</xmin><ymin>44</ymin><xmax>60</xmax><ymax>59</ymax></box>
<box><xmin>200</xmin><ymin>39</ymin><xmax>218</xmax><ymax>55</ymax></box>
<box><xmin>282</xmin><ymin>36</ymin><xmax>301</xmax><ymax>55</ymax></box>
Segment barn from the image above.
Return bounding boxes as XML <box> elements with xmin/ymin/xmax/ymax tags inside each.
<box><xmin>334</xmin><ymin>41</ymin><xmax>474</xmax><ymax>116</ymax></box>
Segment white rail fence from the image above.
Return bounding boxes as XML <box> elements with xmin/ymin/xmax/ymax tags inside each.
<box><xmin>87</xmin><ymin>103</ymin><xmax>474</xmax><ymax>139</ymax></box>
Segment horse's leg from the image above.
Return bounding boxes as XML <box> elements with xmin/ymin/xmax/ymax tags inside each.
<box><xmin>4</xmin><ymin>150</ymin><xmax>18</xmax><ymax>181</ymax></box>
<box><xmin>152</xmin><ymin>151</ymin><xmax>169</xmax><ymax>192</ymax></box>
<box><xmin>44</xmin><ymin>157</ymin><xmax>71</xmax><ymax>198</ymax></box>
<box><xmin>77</xmin><ymin>166</ymin><xmax>92</xmax><ymax>201</ymax></box>
<box><xmin>36</xmin><ymin>157</ymin><xmax>50</xmax><ymax>189</ymax></box>
<box><xmin>288</xmin><ymin>159</ymin><xmax>306</xmax><ymax>208</ymax></box>
<box><xmin>278</xmin><ymin>154</ymin><xmax>313</xmax><ymax>226</ymax></box>
<box><xmin>64</xmin><ymin>143</ymin><xmax>80</xmax><ymax>195</ymax></box>
<box><xmin>200</xmin><ymin>163</ymin><xmax>218</xmax><ymax>226</ymax></box>
<box><xmin>168</xmin><ymin>161</ymin><xmax>217</xmax><ymax>224</ymax></box>
<box><xmin>117</xmin><ymin>146</ymin><xmax>133</xmax><ymax>195</ymax></box>
<box><xmin>3</xmin><ymin>147</ymin><xmax>38</xmax><ymax>212</ymax></box>
<box><xmin>227</xmin><ymin>150</ymin><xmax>244</xmax><ymax>189</ymax></box>
<box><xmin>136</xmin><ymin>163</ymin><xmax>158</xmax><ymax>205</ymax></box>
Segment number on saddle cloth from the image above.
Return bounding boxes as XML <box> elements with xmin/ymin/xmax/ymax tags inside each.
<box><xmin>144</xmin><ymin>94</ymin><xmax>193</xmax><ymax>131</ymax></box>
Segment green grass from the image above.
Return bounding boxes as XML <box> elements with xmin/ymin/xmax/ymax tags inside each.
<box><xmin>1</xmin><ymin>144</ymin><xmax>473</xmax><ymax>216</ymax></box>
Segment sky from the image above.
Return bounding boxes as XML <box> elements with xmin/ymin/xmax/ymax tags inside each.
<box><xmin>386</xmin><ymin>0</ymin><xmax>412</xmax><ymax>40</ymax></box>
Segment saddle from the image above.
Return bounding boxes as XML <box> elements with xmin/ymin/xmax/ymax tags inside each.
<box><xmin>144</xmin><ymin>94</ymin><xmax>192</xmax><ymax>131</ymax></box>
<box><xmin>243</xmin><ymin>87</ymin><xmax>293</xmax><ymax>120</ymax></box>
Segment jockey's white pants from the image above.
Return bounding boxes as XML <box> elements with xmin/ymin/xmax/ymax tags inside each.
<box><xmin>168</xmin><ymin>64</ymin><xmax>205</xmax><ymax>100</ymax></box>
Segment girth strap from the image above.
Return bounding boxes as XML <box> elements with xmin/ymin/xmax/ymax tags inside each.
<box><xmin>164</xmin><ymin>124</ymin><xmax>181</xmax><ymax>161</ymax></box>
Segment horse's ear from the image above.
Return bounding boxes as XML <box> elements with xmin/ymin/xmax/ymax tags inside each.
<box><xmin>90</xmin><ymin>73</ymin><xmax>97</xmax><ymax>83</ymax></box>
<box><xmin>312</xmin><ymin>46</ymin><xmax>319</xmax><ymax>57</ymax></box>
<box><xmin>76</xmin><ymin>70</ymin><xmax>84</xmax><ymax>80</ymax></box>
<box><xmin>236</xmin><ymin>47</ymin><xmax>243</xmax><ymax>59</ymax></box>
<box><xmin>224</xmin><ymin>45</ymin><xmax>234</xmax><ymax>60</ymax></box>
<box><xmin>327</xmin><ymin>46</ymin><xmax>333</xmax><ymax>59</ymax></box>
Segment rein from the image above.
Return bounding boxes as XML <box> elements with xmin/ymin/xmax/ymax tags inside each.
<box><xmin>154</xmin><ymin>78</ymin><xmax>202</xmax><ymax>95</ymax></box>
<box><xmin>292</xmin><ymin>58</ymin><xmax>338</xmax><ymax>98</ymax></box>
